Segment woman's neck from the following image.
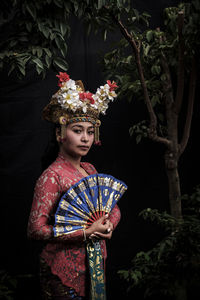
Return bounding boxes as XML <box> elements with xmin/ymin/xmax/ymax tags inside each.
<box><xmin>59</xmin><ymin>149</ymin><xmax>81</xmax><ymax>169</ymax></box>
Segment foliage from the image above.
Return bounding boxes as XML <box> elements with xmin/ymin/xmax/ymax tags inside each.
<box><xmin>0</xmin><ymin>0</ymin><xmax>74</xmax><ymax>78</ymax></box>
<box><xmin>83</xmin><ymin>0</ymin><xmax>151</xmax><ymax>37</ymax></box>
<box><xmin>118</xmin><ymin>185</ymin><xmax>200</xmax><ymax>299</ymax></box>
<box><xmin>2</xmin><ymin>0</ymin><xmax>199</xmax><ymax>86</ymax></box>
<box><xmin>98</xmin><ymin>0</ymin><xmax>200</xmax><ymax>143</ymax></box>
<box><xmin>0</xmin><ymin>0</ymin><xmax>152</xmax><ymax>78</ymax></box>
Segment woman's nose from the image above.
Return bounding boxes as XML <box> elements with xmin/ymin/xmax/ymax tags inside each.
<box><xmin>81</xmin><ymin>131</ymin><xmax>89</xmax><ymax>142</ymax></box>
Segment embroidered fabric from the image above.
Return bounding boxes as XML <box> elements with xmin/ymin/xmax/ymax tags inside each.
<box><xmin>27</xmin><ymin>153</ymin><xmax>121</xmax><ymax>296</ymax></box>
<box><xmin>40</xmin><ymin>257</ymin><xmax>86</xmax><ymax>300</ymax></box>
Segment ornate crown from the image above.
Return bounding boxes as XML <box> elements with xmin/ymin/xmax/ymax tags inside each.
<box><xmin>42</xmin><ymin>72</ymin><xmax>118</xmax><ymax>144</ymax></box>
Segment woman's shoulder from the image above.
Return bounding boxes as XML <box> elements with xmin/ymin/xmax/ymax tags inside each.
<box><xmin>36</xmin><ymin>157</ymin><xmax>62</xmax><ymax>184</ymax></box>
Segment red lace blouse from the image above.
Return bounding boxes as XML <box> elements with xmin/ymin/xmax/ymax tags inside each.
<box><xmin>27</xmin><ymin>153</ymin><xmax>121</xmax><ymax>296</ymax></box>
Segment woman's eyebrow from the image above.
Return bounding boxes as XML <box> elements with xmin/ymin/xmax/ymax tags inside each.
<box><xmin>71</xmin><ymin>125</ymin><xmax>94</xmax><ymax>129</ymax></box>
<box><xmin>71</xmin><ymin>125</ymin><xmax>83</xmax><ymax>129</ymax></box>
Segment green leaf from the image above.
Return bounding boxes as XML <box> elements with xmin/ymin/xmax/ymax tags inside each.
<box><xmin>87</xmin><ymin>23</ymin><xmax>92</xmax><ymax>36</ymax></box>
<box><xmin>26</xmin><ymin>3</ymin><xmax>36</xmax><ymax>19</ymax></box>
<box><xmin>53</xmin><ymin>57</ymin><xmax>68</xmax><ymax>70</ymax></box>
<box><xmin>136</xmin><ymin>134</ymin><xmax>142</xmax><ymax>144</ymax></box>
<box><xmin>129</xmin><ymin>126</ymin><xmax>134</xmax><ymax>136</ymax></box>
<box><xmin>32</xmin><ymin>48</ymin><xmax>36</xmax><ymax>55</ymax></box>
<box><xmin>38</xmin><ymin>24</ymin><xmax>50</xmax><ymax>39</ymax></box>
<box><xmin>32</xmin><ymin>57</ymin><xmax>43</xmax><ymax>69</ymax></box>
<box><xmin>146</xmin><ymin>30</ymin><xmax>153</xmax><ymax>42</ymax></box>
<box><xmin>53</xmin><ymin>0</ymin><xmax>63</xmax><ymax>8</ymax></box>
<box><xmin>143</xmin><ymin>12</ymin><xmax>151</xmax><ymax>18</ymax></box>
<box><xmin>45</xmin><ymin>55</ymin><xmax>52</xmax><ymax>68</ymax></box>
<box><xmin>8</xmin><ymin>64</ymin><xmax>15</xmax><ymax>76</ymax></box>
<box><xmin>151</xmin><ymin>65</ymin><xmax>161</xmax><ymax>75</ymax></box>
<box><xmin>103</xmin><ymin>29</ymin><xmax>107</xmax><ymax>41</ymax></box>
<box><xmin>55</xmin><ymin>37</ymin><xmax>63</xmax><ymax>49</ymax></box>
<box><xmin>133</xmin><ymin>8</ymin><xmax>139</xmax><ymax>21</ymax></box>
<box><xmin>50</xmin><ymin>32</ymin><xmax>56</xmax><ymax>40</ymax></box>
<box><xmin>74</xmin><ymin>1</ymin><xmax>79</xmax><ymax>13</ymax></box>
<box><xmin>36</xmin><ymin>65</ymin><xmax>43</xmax><ymax>75</ymax></box>
<box><xmin>143</xmin><ymin>44</ymin><xmax>150</xmax><ymax>56</ymax></box>
<box><xmin>60</xmin><ymin>22</ymin><xmax>67</xmax><ymax>36</ymax></box>
<box><xmin>60</xmin><ymin>43</ymin><xmax>68</xmax><ymax>58</ymax></box>
<box><xmin>64</xmin><ymin>1</ymin><xmax>71</xmax><ymax>12</ymax></box>
<box><xmin>36</xmin><ymin>48</ymin><xmax>43</xmax><ymax>58</ymax></box>
<box><xmin>17</xmin><ymin>64</ymin><xmax>25</xmax><ymax>76</ymax></box>
<box><xmin>98</xmin><ymin>0</ymin><xmax>103</xmax><ymax>9</ymax></box>
<box><xmin>43</xmin><ymin>48</ymin><xmax>52</xmax><ymax>57</ymax></box>
<box><xmin>9</xmin><ymin>40</ymin><xmax>17</xmax><ymax>48</ymax></box>
<box><xmin>160</xmin><ymin>74</ymin><xmax>167</xmax><ymax>81</ymax></box>
<box><xmin>26</xmin><ymin>22</ymin><xmax>32</xmax><ymax>32</ymax></box>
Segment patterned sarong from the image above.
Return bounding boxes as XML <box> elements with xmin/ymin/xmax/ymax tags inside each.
<box><xmin>86</xmin><ymin>241</ymin><xmax>106</xmax><ymax>300</ymax></box>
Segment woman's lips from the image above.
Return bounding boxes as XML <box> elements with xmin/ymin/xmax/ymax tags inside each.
<box><xmin>78</xmin><ymin>146</ymin><xmax>89</xmax><ymax>150</ymax></box>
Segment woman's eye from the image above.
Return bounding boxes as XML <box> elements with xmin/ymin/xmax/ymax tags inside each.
<box><xmin>88</xmin><ymin>131</ymin><xmax>94</xmax><ymax>135</ymax></box>
<box><xmin>73</xmin><ymin>129</ymin><xmax>82</xmax><ymax>134</ymax></box>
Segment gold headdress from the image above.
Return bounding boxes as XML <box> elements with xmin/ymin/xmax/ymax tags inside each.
<box><xmin>43</xmin><ymin>72</ymin><xmax>118</xmax><ymax>144</ymax></box>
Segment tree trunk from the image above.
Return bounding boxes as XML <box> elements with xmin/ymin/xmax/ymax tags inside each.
<box><xmin>165</xmin><ymin>155</ymin><xmax>182</xmax><ymax>219</ymax></box>
<box><xmin>164</xmin><ymin>110</ymin><xmax>182</xmax><ymax>219</ymax></box>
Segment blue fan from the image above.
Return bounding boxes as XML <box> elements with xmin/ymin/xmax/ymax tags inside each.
<box><xmin>53</xmin><ymin>173</ymin><xmax>127</xmax><ymax>237</ymax></box>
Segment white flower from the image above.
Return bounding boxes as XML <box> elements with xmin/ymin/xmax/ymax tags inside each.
<box><xmin>61</xmin><ymin>79</ymin><xmax>76</xmax><ymax>91</ymax></box>
<box><xmin>95</xmin><ymin>86</ymin><xmax>109</xmax><ymax>99</ymax></box>
<box><xmin>108</xmin><ymin>90</ymin><xmax>117</xmax><ymax>101</ymax></box>
<box><xmin>80</xmin><ymin>101</ymin><xmax>88</xmax><ymax>113</ymax></box>
<box><xmin>57</xmin><ymin>90</ymin><xmax>82</xmax><ymax>112</ymax></box>
<box><xmin>54</xmin><ymin>75</ymin><xmax>117</xmax><ymax>115</ymax></box>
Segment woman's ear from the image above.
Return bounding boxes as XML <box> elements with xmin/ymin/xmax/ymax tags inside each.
<box><xmin>55</xmin><ymin>127</ymin><xmax>61</xmax><ymax>143</ymax></box>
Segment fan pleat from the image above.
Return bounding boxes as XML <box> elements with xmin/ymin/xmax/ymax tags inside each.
<box><xmin>53</xmin><ymin>174</ymin><xmax>127</xmax><ymax>237</ymax></box>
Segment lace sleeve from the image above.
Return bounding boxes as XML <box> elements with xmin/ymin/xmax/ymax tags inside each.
<box><xmin>27</xmin><ymin>169</ymin><xmax>61</xmax><ymax>240</ymax></box>
<box><xmin>109</xmin><ymin>204</ymin><xmax>121</xmax><ymax>230</ymax></box>
<box><xmin>27</xmin><ymin>169</ymin><xmax>85</xmax><ymax>242</ymax></box>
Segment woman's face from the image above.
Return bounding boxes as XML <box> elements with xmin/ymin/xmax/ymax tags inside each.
<box><xmin>58</xmin><ymin>122</ymin><xmax>95</xmax><ymax>158</ymax></box>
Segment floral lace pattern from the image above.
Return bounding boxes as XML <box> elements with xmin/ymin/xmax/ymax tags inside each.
<box><xmin>27</xmin><ymin>153</ymin><xmax>121</xmax><ymax>296</ymax></box>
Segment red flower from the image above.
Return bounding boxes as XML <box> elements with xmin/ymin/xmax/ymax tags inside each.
<box><xmin>56</xmin><ymin>72</ymin><xmax>70</xmax><ymax>86</ymax></box>
<box><xmin>79</xmin><ymin>92</ymin><xmax>95</xmax><ymax>104</ymax></box>
<box><xmin>107</xmin><ymin>80</ymin><xmax>118</xmax><ymax>91</ymax></box>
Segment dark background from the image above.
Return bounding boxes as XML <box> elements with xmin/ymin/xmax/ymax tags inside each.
<box><xmin>0</xmin><ymin>0</ymin><xmax>199</xmax><ymax>299</ymax></box>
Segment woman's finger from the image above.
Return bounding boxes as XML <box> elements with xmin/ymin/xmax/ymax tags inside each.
<box><xmin>93</xmin><ymin>231</ymin><xmax>112</xmax><ymax>240</ymax></box>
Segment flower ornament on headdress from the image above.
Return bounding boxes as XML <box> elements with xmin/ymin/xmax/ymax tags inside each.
<box><xmin>42</xmin><ymin>72</ymin><xmax>118</xmax><ymax>144</ymax></box>
<box><xmin>54</xmin><ymin>72</ymin><xmax>118</xmax><ymax>115</ymax></box>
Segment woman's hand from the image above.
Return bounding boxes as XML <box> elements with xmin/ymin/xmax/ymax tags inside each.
<box><xmin>85</xmin><ymin>214</ymin><xmax>114</xmax><ymax>240</ymax></box>
<box><xmin>89</xmin><ymin>230</ymin><xmax>113</xmax><ymax>240</ymax></box>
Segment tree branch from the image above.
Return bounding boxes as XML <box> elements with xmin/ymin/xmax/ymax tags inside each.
<box><xmin>102</xmin><ymin>9</ymin><xmax>171</xmax><ymax>147</ymax></box>
<box><xmin>179</xmin><ymin>56</ymin><xmax>197</xmax><ymax>156</ymax></box>
<box><xmin>116</xmin><ymin>19</ymin><xmax>154</xmax><ymax>119</ymax></box>
<box><xmin>149</xmin><ymin>134</ymin><xmax>172</xmax><ymax>147</ymax></box>
<box><xmin>110</xmin><ymin>16</ymin><xmax>171</xmax><ymax>146</ymax></box>
<box><xmin>174</xmin><ymin>11</ymin><xmax>185</xmax><ymax>115</ymax></box>
<box><xmin>158</xmin><ymin>29</ymin><xmax>176</xmax><ymax>149</ymax></box>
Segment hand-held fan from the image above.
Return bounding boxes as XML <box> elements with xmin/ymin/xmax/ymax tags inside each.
<box><xmin>53</xmin><ymin>173</ymin><xmax>127</xmax><ymax>237</ymax></box>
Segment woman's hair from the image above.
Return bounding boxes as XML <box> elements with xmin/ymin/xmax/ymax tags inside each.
<box><xmin>41</xmin><ymin>124</ymin><xmax>60</xmax><ymax>170</ymax></box>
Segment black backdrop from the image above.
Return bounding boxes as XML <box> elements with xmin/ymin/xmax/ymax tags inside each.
<box><xmin>0</xmin><ymin>1</ymin><xmax>199</xmax><ymax>299</ymax></box>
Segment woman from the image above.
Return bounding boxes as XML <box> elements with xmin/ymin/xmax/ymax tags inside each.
<box><xmin>27</xmin><ymin>73</ymin><xmax>122</xmax><ymax>300</ymax></box>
